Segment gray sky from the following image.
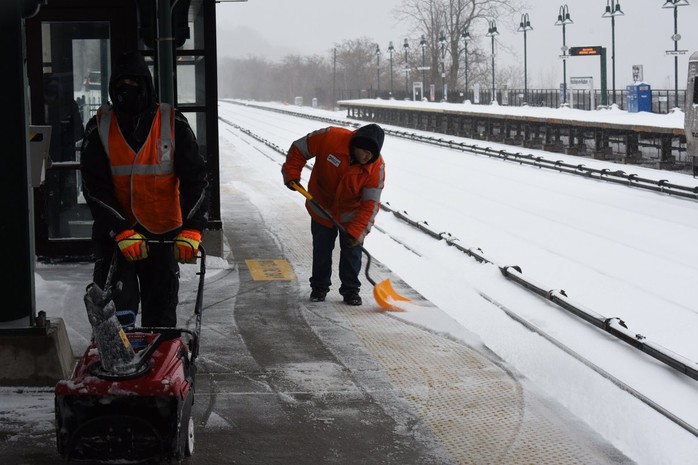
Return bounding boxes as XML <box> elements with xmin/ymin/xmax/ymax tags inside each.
<box><xmin>216</xmin><ymin>0</ymin><xmax>698</xmax><ymax>90</ymax></box>
<box><xmin>215</xmin><ymin>0</ymin><xmax>409</xmax><ymax>60</ymax></box>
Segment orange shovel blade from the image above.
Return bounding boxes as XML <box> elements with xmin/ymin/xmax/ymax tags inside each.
<box><xmin>373</xmin><ymin>279</ymin><xmax>411</xmax><ymax>312</ymax></box>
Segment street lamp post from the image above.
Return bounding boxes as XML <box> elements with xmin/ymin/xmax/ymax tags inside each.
<box><xmin>439</xmin><ymin>32</ymin><xmax>447</xmax><ymax>101</ymax></box>
<box><xmin>375</xmin><ymin>45</ymin><xmax>381</xmax><ymax>98</ymax></box>
<box><xmin>461</xmin><ymin>29</ymin><xmax>471</xmax><ymax>101</ymax></box>
<box><xmin>388</xmin><ymin>41</ymin><xmax>395</xmax><ymax>97</ymax></box>
<box><xmin>403</xmin><ymin>38</ymin><xmax>410</xmax><ymax>98</ymax></box>
<box><xmin>517</xmin><ymin>14</ymin><xmax>533</xmax><ymax>105</ymax></box>
<box><xmin>662</xmin><ymin>0</ymin><xmax>690</xmax><ymax>109</ymax></box>
<box><xmin>602</xmin><ymin>0</ymin><xmax>624</xmax><ymax>105</ymax></box>
<box><xmin>420</xmin><ymin>34</ymin><xmax>427</xmax><ymax>91</ymax></box>
<box><xmin>486</xmin><ymin>20</ymin><xmax>499</xmax><ymax>104</ymax></box>
<box><xmin>555</xmin><ymin>5</ymin><xmax>573</xmax><ymax>106</ymax></box>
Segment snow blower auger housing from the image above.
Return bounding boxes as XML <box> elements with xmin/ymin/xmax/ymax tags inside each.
<box><xmin>55</xmin><ymin>245</ymin><xmax>206</xmax><ymax>463</ymax></box>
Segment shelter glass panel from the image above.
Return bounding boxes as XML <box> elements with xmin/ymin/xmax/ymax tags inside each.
<box><xmin>41</xmin><ymin>21</ymin><xmax>110</xmax><ymax>240</ymax></box>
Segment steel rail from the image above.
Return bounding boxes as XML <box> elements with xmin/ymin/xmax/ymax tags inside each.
<box><xmin>219</xmin><ymin>112</ymin><xmax>698</xmax><ymax>438</ymax></box>
<box><xmin>224</xmin><ymin>100</ymin><xmax>698</xmax><ymax>201</ymax></box>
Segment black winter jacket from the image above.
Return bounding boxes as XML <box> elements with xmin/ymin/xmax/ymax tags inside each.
<box><xmin>80</xmin><ymin>52</ymin><xmax>208</xmax><ymax>240</ymax></box>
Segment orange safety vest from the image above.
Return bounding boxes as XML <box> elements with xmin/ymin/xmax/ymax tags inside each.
<box><xmin>97</xmin><ymin>104</ymin><xmax>182</xmax><ymax>234</ymax></box>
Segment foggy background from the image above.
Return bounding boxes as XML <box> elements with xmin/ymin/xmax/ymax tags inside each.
<box><xmin>215</xmin><ymin>0</ymin><xmax>697</xmax><ymax>101</ymax></box>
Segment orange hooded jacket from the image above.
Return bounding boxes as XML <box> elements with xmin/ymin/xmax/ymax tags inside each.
<box><xmin>282</xmin><ymin>125</ymin><xmax>385</xmax><ymax>241</ymax></box>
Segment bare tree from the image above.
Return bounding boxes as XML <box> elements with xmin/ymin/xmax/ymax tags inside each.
<box><xmin>333</xmin><ymin>37</ymin><xmax>379</xmax><ymax>97</ymax></box>
<box><xmin>395</xmin><ymin>0</ymin><xmax>523</xmax><ymax>98</ymax></box>
<box><xmin>218</xmin><ymin>54</ymin><xmax>332</xmax><ymax>105</ymax></box>
<box><xmin>276</xmin><ymin>55</ymin><xmax>331</xmax><ymax>102</ymax></box>
<box><xmin>393</xmin><ymin>0</ymin><xmax>446</xmax><ymax>92</ymax></box>
<box><xmin>216</xmin><ymin>0</ymin><xmax>526</xmax><ymax>106</ymax></box>
<box><xmin>218</xmin><ymin>56</ymin><xmax>276</xmax><ymax>101</ymax></box>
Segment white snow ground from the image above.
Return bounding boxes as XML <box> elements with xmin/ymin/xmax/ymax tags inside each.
<box><xmin>11</xmin><ymin>98</ymin><xmax>697</xmax><ymax>465</ymax></box>
<box><xmin>216</xmin><ymin>99</ymin><xmax>698</xmax><ymax>465</ymax></box>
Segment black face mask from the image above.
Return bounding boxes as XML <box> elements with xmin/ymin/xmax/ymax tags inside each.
<box><xmin>115</xmin><ymin>83</ymin><xmax>145</xmax><ymax>115</ymax></box>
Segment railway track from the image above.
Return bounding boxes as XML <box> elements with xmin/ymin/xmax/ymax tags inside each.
<box><xmin>224</xmin><ymin>100</ymin><xmax>698</xmax><ymax>201</ymax></box>
<box><xmin>218</xmin><ymin>103</ymin><xmax>698</xmax><ymax>440</ymax></box>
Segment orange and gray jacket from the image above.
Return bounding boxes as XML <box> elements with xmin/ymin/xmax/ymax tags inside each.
<box><xmin>282</xmin><ymin>126</ymin><xmax>385</xmax><ymax>241</ymax></box>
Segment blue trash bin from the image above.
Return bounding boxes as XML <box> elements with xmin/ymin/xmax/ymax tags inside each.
<box><xmin>627</xmin><ymin>83</ymin><xmax>652</xmax><ymax>112</ymax></box>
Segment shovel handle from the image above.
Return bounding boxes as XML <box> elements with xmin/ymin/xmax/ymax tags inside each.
<box><xmin>288</xmin><ymin>181</ymin><xmax>410</xmax><ymax>309</ymax></box>
<box><xmin>289</xmin><ymin>180</ymin><xmax>376</xmax><ymax>285</ymax></box>
<box><xmin>289</xmin><ymin>181</ymin><xmax>348</xmax><ymax>234</ymax></box>
<box><xmin>289</xmin><ymin>180</ymin><xmax>313</xmax><ymax>201</ymax></box>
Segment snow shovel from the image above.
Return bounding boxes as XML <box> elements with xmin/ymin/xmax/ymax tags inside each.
<box><xmin>289</xmin><ymin>181</ymin><xmax>410</xmax><ymax>311</ymax></box>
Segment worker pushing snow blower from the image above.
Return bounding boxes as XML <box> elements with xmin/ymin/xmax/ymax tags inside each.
<box><xmin>55</xmin><ymin>245</ymin><xmax>206</xmax><ymax>463</ymax></box>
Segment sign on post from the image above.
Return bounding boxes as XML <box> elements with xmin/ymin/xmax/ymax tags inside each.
<box><xmin>413</xmin><ymin>81</ymin><xmax>424</xmax><ymax>101</ymax></box>
<box><xmin>569</xmin><ymin>76</ymin><xmax>594</xmax><ymax>110</ymax></box>
<box><xmin>569</xmin><ymin>46</ymin><xmax>603</xmax><ymax>56</ymax></box>
<box><xmin>567</xmin><ymin>45</ymin><xmax>608</xmax><ymax>106</ymax></box>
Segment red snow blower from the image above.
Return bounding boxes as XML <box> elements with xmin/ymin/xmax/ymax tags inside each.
<box><xmin>55</xmin><ymin>244</ymin><xmax>206</xmax><ymax>463</ymax></box>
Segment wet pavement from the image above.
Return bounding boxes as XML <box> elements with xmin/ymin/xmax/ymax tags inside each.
<box><xmin>0</xmin><ymin>144</ymin><xmax>633</xmax><ymax>464</ymax></box>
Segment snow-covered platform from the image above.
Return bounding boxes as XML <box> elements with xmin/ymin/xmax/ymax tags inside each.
<box><xmin>0</xmin><ymin>134</ymin><xmax>632</xmax><ymax>464</ymax></box>
<box><xmin>339</xmin><ymin>98</ymin><xmax>686</xmax><ymax>166</ymax></box>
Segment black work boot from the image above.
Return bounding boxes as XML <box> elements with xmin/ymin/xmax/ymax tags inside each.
<box><xmin>342</xmin><ymin>290</ymin><xmax>362</xmax><ymax>306</ymax></box>
<box><xmin>310</xmin><ymin>288</ymin><xmax>328</xmax><ymax>302</ymax></box>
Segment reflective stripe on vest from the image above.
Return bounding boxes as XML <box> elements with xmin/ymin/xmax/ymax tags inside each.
<box><xmin>97</xmin><ymin>104</ymin><xmax>182</xmax><ymax>234</ymax></box>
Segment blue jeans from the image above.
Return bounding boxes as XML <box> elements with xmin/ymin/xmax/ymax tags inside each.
<box><xmin>310</xmin><ymin>219</ymin><xmax>362</xmax><ymax>295</ymax></box>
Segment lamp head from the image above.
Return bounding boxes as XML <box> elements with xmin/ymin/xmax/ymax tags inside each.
<box><xmin>663</xmin><ymin>0</ymin><xmax>690</xmax><ymax>7</ymax></box>
<box><xmin>518</xmin><ymin>13</ymin><xmax>533</xmax><ymax>31</ymax></box>
<box><xmin>486</xmin><ymin>20</ymin><xmax>499</xmax><ymax>37</ymax></box>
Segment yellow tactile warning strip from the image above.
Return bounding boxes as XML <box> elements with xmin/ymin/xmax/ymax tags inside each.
<box><xmin>245</xmin><ymin>259</ymin><xmax>296</xmax><ymax>281</ymax></box>
<box><xmin>340</xmin><ymin>307</ymin><xmax>616</xmax><ymax>464</ymax></box>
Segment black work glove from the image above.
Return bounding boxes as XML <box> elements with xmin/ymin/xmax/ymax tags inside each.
<box><xmin>286</xmin><ymin>179</ymin><xmax>302</xmax><ymax>191</ymax></box>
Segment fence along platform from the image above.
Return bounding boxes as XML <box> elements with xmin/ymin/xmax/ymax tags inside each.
<box><xmin>339</xmin><ymin>99</ymin><xmax>687</xmax><ymax>169</ymax></box>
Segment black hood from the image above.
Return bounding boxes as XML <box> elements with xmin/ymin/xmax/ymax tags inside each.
<box><xmin>349</xmin><ymin>124</ymin><xmax>384</xmax><ymax>164</ymax></box>
<box><xmin>108</xmin><ymin>51</ymin><xmax>157</xmax><ymax>114</ymax></box>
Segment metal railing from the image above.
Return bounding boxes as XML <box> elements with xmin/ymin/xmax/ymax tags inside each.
<box><xmin>338</xmin><ymin>88</ymin><xmax>687</xmax><ymax>114</ymax></box>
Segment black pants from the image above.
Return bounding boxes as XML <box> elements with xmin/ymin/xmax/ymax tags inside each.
<box><xmin>93</xmin><ymin>239</ymin><xmax>179</xmax><ymax>327</ymax></box>
<box><xmin>310</xmin><ymin>219</ymin><xmax>362</xmax><ymax>295</ymax></box>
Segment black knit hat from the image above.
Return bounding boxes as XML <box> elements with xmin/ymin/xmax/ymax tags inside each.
<box><xmin>350</xmin><ymin>124</ymin><xmax>385</xmax><ymax>160</ymax></box>
<box><xmin>109</xmin><ymin>51</ymin><xmax>157</xmax><ymax>113</ymax></box>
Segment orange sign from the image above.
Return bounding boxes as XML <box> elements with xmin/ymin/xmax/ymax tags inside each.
<box><xmin>569</xmin><ymin>46</ymin><xmax>603</xmax><ymax>56</ymax></box>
